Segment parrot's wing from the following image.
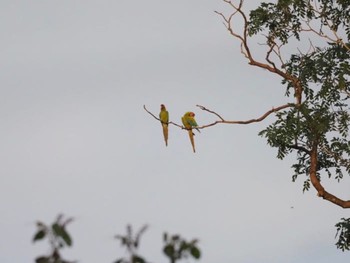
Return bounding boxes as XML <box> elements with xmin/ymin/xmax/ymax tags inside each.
<box><xmin>160</xmin><ymin>111</ymin><xmax>169</xmax><ymax>124</ymax></box>
<box><xmin>187</xmin><ymin>117</ymin><xmax>198</xmax><ymax>127</ymax></box>
<box><xmin>181</xmin><ymin>116</ymin><xmax>187</xmax><ymax>127</ymax></box>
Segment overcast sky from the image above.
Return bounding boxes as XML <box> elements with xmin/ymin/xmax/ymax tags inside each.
<box><xmin>1</xmin><ymin>1</ymin><xmax>349</xmax><ymax>263</ymax></box>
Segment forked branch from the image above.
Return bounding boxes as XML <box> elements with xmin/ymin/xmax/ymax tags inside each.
<box><xmin>195</xmin><ymin>103</ymin><xmax>294</xmax><ymax>129</ymax></box>
<box><xmin>216</xmin><ymin>0</ymin><xmax>303</xmax><ymax>105</ymax></box>
<box><xmin>144</xmin><ymin>103</ymin><xmax>294</xmax><ymax>130</ymax></box>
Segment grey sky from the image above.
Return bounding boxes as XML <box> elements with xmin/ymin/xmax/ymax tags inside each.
<box><xmin>0</xmin><ymin>1</ymin><xmax>349</xmax><ymax>263</ymax></box>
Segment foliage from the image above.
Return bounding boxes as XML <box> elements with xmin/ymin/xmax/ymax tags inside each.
<box><xmin>32</xmin><ymin>214</ymin><xmax>75</xmax><ymax>263</ymax></box>
<box><xmin>162</xmin><ymin>233</ymin><xmax>201</xmax><ymax>263</ymax></box>
<box><xmin>215</xmin><ymin>0</ymin><xmax>350</xmax><ymax>251</ymax></box>
<box><xmin>32</xmin><ymin>218</ymin><xmax>201</xmax><ymax>263</ymax></box>
<box><xmin>249</xmin><ymin>0</ymin><xmax>350</xmax><ymax>250</ymax></box>
<box><xmin>335</xmin><ymin>218</ymin><xmax>350</xmax><ymax>251</ymax></box>
<box><xmin>251</xmin><ymin>0</ymin><xmax>350</xmax><ymax>185</ymax></box>
<box><xmin>114</xmin><ymin>225</ymin><xmax>148</xmax><ymax>263</ymax></box>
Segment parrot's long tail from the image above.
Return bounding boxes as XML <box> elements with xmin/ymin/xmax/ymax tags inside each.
<box><xmin>162</xmin><ymin>124</ymin><xmax>168</xmax><ymax>146</ymax></box>
<box><xmin>188</xmin><ymin>130</ymin><xmax>195</xmax><ymax>153</ymax></box>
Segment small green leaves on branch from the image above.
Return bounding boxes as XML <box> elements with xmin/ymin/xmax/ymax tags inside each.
<box><xmin>335</xmin><ymin>218</ymin><xmax>350</xmax><ymax>251</ymax></box>
<box><xmin>163</xmin><ymin>233</ymin><xmax>201</xmax><ymax>263</ymax></box>
<box><xmin>32</xmin><ymin>214</ymin><xmax>75</xmax><ymax>263</ymax></box>
<box><xmin>114</xmin><ymin>224</ymin><xmax>148</xmax><ymax>263</ymax></box>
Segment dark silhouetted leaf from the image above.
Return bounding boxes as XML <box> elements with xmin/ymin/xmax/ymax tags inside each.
<box><xmin>52</xmin><ymin>223</ymin><xmax>72</xmax><ymax>246</ymax></box>
<box><xmin>33</xmin><ymin>230</ymin><xmax>46</xmax><ymax>242</ymax></box>
<box><xmin>35</xmin><ymin>256</ymin><xmax>49</xmax><ymax>263</ymax></box>
<box><xmin>190</xmin><ymin>246</ymin><xmax>201</xmax><ymax>259</ymax></box>
<box><xmin>163</xmin><ymin>232</ymin><xmax>168</xmax><ymax>242</ymax></box>
<box><xmin>132</xmin><ymin>255</ymin><xmax>146</xmax><ymax>263</ymax></box>
<box><xmin>163</xmin><ymin>244</ymin><xmax>175</xmax><ymax>258</ymax></box>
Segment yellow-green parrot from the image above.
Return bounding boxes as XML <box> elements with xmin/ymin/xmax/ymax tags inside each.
<box><xmin>159</xmin><ymin>104</ymin><xmax>169</xmax><ymax>146</ymax></box>
<box><xmin>181</xmin><ymin>112</ymin><xmax>199</xmax><ymax>153</ymax></box>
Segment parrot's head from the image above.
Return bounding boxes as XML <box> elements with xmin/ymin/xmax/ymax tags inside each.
<box><xmin>160</xmin><ymin>104</ymin><xmax>166</xmax><ymax>110</ymax></box>
<box><xmin>190</xmin><ymin>112</ymin><xmax>195</xmax><ymax>117</ymax></box>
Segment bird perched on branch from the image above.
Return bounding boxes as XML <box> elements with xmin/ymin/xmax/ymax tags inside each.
<box><xmin>159</xmin><ymin>104</ymin><xmax>169</xmax><ymax>146</ymax></box>
<box><xmin>182</xmin><ymin>112</ymin><xmax>199</xmax><ymax>153</ymax></box>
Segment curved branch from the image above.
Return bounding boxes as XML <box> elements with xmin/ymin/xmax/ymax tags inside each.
<box><xmin>196</xmin><ymin>103</ymin><xmax>294</xmax><ymax>129</ymax></box>
<box><xmin>216</xmin><ymin>0</ymin><xmax>303</xmax><ymax>105</ymax></box>
<box><xmin>309</xmin><ymin>145</ymin><xmax>350</xmax><ymax>208</ymax></box>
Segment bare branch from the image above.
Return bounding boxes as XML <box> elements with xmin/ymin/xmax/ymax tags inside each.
<box><xmin>143</xmin><ymin>105</ymin><xmax>160</xmax><ymax>121</ymax></box>
<box><xmin>196</xmin><ymin>103</ymin><xmax>295</xmax><ymax>129</ymax></box>
<box><xmin>145</xmin><ymin>103</ymin><xmax>295</xmax><ymax>132</ymax></box>
<box><xmin>217</xmin><ymin>0</ymin><xmax>303</xmax><ymax>105</ymax></box>
<box><xmin>196</xmin><ymin>105</ymin><xmax>225</xmax><ymax>121</ymax></box>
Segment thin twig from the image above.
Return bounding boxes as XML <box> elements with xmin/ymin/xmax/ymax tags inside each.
<box><xmin>196</xmin><ymin>103</ymin><xmax>295</xmax><ymax>129</ymax></box>
<box><xmin>196</xmin><ymin>105</ymin><xmax>225</xmax><ymax>121</ymax></box>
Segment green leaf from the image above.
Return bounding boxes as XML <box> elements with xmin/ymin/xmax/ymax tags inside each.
<box><xmin>190</xmin><ymin>246</ymin><xmax>201</xmax><ymax>259</ymax></box>
<box><xmin>179</xmin><ymin>240</ymin><xmax>189</xmax><ymax>251</ymax></box>
<box><xmin>132</xmin><ymin>255</ymin><xmax>146</xmax><ymax>263</ymax></box>
<box><xmin>335</xmin><ymin>218</ymin><xmax>350</xmax><ymax>251</ymax></box>
<box><xmin>33</xmin><ymin>230</ymin><xmax>46</xmax><ymax>242</ymax></box>
<box><xmin>163</xmin><ymin>244</ymin><xmax>175</xmax><ymax>258</ymax></box>
<box><xmin>52</xmin><ymin>223</ymin><xmax>72</xmax><ymax>247</ymax></box>
<box><xmin>35</xmin><ymin>256</ymin><xmax>50</xmax><ymax>263</ymax></box>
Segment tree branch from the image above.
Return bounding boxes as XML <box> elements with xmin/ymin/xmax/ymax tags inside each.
<box><xmin>197</xmin><ymin>103</ymin><xmax>294</xmax><ymax>129</ymax></box>
<box><xmin>301</xmin><ymin>3</ymin><xmax>350</xmax><ymax>52</ymax></box>
<box><xmin>144</xmin><ymin>104</ymin><xmax>295</xmax><ymax>131</ymax></box>
<box><xmin>309</xmin><ymin>144</ymin><xmax>350</xmax><ymax>208</ymax></box>
<box><xmin>286</xmin><ymin>144</ymin><xmax>310</xmax><ymax>154</ymax></box>
<box><xmin>216</xmin><ymin>0</ymin><xmax>303</xmax><ymax>105</ymax></box>
<box><xmin>196</xmin><ymin>105</ymin><xmax>225</xmax><ymax>121</ymax></box>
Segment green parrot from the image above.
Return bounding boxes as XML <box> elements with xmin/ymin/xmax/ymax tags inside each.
<box><xmin>159</xmin><ymin>104</ymin><xmax>169</xmax><ymax>146</ymax></box>
<box><xmin>181</xmin><ymin>112</ymin><xmax>199</xmax><ymax>153</ymax></box>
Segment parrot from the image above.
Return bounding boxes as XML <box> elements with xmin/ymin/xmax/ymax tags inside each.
<box><xmin>181</xmin><ymin>112</ymin><xmax>199</xmax><ymax>153</ymax></box>
<box><xmin>159</xmin><ymin>104</ymin><xmax>169</xmax><ymax>146</ymax></box>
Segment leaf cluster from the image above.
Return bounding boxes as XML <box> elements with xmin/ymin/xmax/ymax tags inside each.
<box><xmin>248</xmin><ymin>0</ymin><xmax>350</xmax><ymax>43</ymax></box>
<box><xmin>114</xmin><ymin>225</ymin><xmax>148</xmax><ymax>263</ymax></box>
<box><xmin>248</xmin><ymin>0</ymin><xmax>313</xmax><ymax>43</ymax></box>
<box><xmin>32</xmin><ymin>214</ymin><xmax>74</xmax><ymax>263</ymax></box>
<box><xmin>335</xmin><ymin>218</ymin><xmax>350</xmax><ymax>251</ymax></box>
<box><xmin>250</xmin><ymin>0</ymin><xmax>350</xmax><ymax>188</ymax></box>
<box><xmin>163</xmin><ymin>233</ymin><xmax>201</xmax><ymax>263</ymax></box>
